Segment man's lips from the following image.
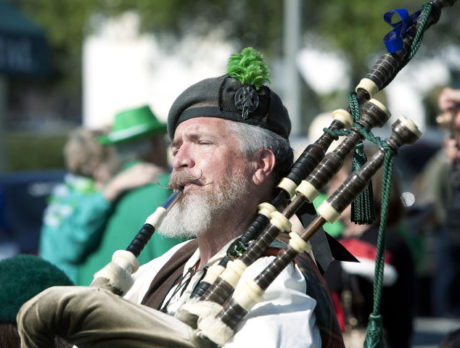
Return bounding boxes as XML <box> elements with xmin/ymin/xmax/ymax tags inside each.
<box><xmin>181</xmin><ymin>181</ymin><xmax>203</xmax><ymax>193</ymax></box>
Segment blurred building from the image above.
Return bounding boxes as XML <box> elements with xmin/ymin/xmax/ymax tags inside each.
<box><xmin>83</xmin><ymin>11</ymin><xmax>235</xmax><ymax>128</ymax></box>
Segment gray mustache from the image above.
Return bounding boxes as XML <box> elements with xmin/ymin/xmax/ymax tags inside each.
<box><xmin>168</xmin><ymin>169</ymin><xmax>203</xmax><ymax>190</ymax></box>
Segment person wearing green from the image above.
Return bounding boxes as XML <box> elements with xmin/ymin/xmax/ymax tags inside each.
<box><xmin>77</xmin><ymin>105</ymin><xmax>187</xmax><ymax>286</ymax></box>
<box><xmin>40</xmin><ymin>172</ymin><xmax>111</xmax><ymax>284</ymax></box>
<box><xmin>40</xmin><ymin>127</ymin><xmax>163</xmax><ymax>284</ymax></box>
<box><xmin>0</xmin><ymin>254</ymin><xmax>74</xmax><ymax>347</ymax></box>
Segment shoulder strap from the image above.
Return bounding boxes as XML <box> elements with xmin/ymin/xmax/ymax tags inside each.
<box><xmin>141</xmin><ymin>239</ymin><xmax>198</xmax><ymax>310</ymax></box>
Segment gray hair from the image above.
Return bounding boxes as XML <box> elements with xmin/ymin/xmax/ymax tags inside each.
<box><xmin>227</xmin><ymin>122</ymin><xmax>293</xmax><ymax>182</ymax></box>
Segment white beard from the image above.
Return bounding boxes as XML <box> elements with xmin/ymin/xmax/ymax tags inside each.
<box><xmin>158</xmin><ymin>170</ymin><xmax>249</xmax><ymax>239</ymax></box>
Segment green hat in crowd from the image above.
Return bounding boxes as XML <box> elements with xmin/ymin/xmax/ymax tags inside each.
<box><xmin>0</xmin><ymin>254</ymin><xmax>73</xmax><ymax>324</ymax></box>
<box><xmin>99</xmin><ymin>105</ymin><xmax>167</xmax><ymax>145</ymax></box>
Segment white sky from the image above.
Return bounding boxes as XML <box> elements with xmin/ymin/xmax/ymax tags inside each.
<box><xmin>83</xmin><ymin>11</ymin><xmax>458</xmax><ymax>135</ymax></box>
<box><xmin>83</xmin><ymin>12</ymin><xmax>234</xmax><ymax>128</ymax></box>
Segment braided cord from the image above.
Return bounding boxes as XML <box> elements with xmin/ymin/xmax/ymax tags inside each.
<box><xmin>325</xmin><ymin>112</ymin><xmax>395</xmax><ymax>346</ymax></box>
<box><xmin>348</xmin><ymin>92</ymin><xmax>360</xmax><ymax>119</ymax></box>
<box><xmin>322</xmin><ymin>128</ymin><xmax>349</xmax><ymax>138</ymax></box>
<box><xmin>372</xmin><ymin>147</ymin><xmax>395</xmax><ymax>313</ymax></box>
<box><xmin>364</xmin><ymin>145</ymin><xmax>395</xmax><ymax>348</ymax></box>
<box><xmin>409</xmin><ymin>2</ymin><xmax>433</xmax><ymax>60</ymax></box>
<box><xmin>324</xmin><ymin>116</ymin><xmax>396</xmax><ymax>347</ymax></box>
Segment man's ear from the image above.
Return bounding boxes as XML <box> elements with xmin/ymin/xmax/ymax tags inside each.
<box><xmin>252</xmin><ymin>148</ymin><xmax>276</xmax><ymax>185</ymax></box>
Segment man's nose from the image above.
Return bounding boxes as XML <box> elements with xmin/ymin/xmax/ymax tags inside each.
<box><xmin>172</xmin><ymin>144</ymin><xmax>195</xmax><ymax>170</ymax></box>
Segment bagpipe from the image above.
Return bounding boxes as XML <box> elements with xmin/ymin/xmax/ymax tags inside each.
<box><xmin>17</xmin><ymin>0</ymin><xmax>455</xmax><ymax>347</ymax></box>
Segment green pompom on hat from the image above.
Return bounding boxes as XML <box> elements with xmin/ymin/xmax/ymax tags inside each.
<box><xmin>168</xmin><ymin>47</ymin><xmax>291</xmax><ymax>140</ymax></box>
<box><xmin>0</xmin><ymin>254</ymin><xmax>73</xmax><ymax>323</ymax></box>
<box><xmin>226</xmin><ymin>47</ymin><xmax>271</xmax><ymax>90</ymax></box>
<box><xmin>99</xmin><ymin>105</ymin><xmax>167</xmax><ymax>145</ymax></box>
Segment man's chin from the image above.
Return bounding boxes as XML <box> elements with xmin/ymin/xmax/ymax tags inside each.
<box><xmin>180</xmin><ymin>190</ymin><xmax>207</xmax><ymax>206</ymax></box>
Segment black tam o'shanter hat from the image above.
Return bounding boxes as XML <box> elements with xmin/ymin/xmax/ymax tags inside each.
<box><xmin>167</xmin><ymin>47</ymin><xmax>291</xmax><ymax>140</ymax></box>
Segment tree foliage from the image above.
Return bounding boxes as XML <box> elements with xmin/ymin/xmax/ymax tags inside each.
<box><xmin>4</xmin><ymin>0</ymin><xmax>459</xmax><ymax>170</ymax></box>
<box><xmin>8</xmin><ymin>0</ymin><xmax>460</xmax><ymax>97</ymax></box>
<box><xmin>311</xmin><ymin>0</ymin><xmax>460</xmax><ymax>82</ymax></box>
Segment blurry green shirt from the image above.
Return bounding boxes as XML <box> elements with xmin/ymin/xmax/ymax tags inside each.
<box><xmin>312</xmin><ymin>193</ymin><xmax>344</xmax><ymax>238</ymax></box>
<box><xmin>77</xmin><ymin>163</ymin><xmax>187</xmax><ymax>286</ymax></box>
<box><xmin>39</xmin><ymin>174</ymin><xmax>112</xmax><ymax>283</ymax></box>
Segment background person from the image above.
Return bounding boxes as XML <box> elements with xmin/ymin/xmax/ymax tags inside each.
<box><xmin>40</xmin><ymin>127</ymin><xmax>161</xmax><ymax>284</ymax></box>
<box><xmin>0</xmin><ymin>254</ymin><xmax>74</xmax><ymax>348</ymax></box>
<box><xmin>418</xmin><ymin>87</ymin><xmax>460</xmax><ymax>318</ymax></box>
<box><xmin>76</xmin><ymin>105</ymin><xmax>187</xmax><ymax>286</ymax></box>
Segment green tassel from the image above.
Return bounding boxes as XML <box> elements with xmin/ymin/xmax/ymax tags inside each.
<box><xmin>226</xmin><ymin>47</ymin><xmax>270</xmax><ymax>90</ymax></box>
<box><xmin>347</xmin><ymin>92</ymin><xmax>375</xmax><ymax>225</ymax></box>
<box><xmin>363</xmin><ymin>314</ymin><xmax>385</xmax><ymax>348</ymax></box>
<box><xmin>351</xmin><ymin>143</ymin><xmax>376</xmax><ymax>225</ymax></box>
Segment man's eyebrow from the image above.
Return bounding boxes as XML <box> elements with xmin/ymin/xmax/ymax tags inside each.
<box><xmin>173</xmin><ymin>131</ymin><xmax>217</xmax><ymax>147</ymax></box>
<box><xmin>189</xmin><ymin>133</ymin><xmax>206</xmax><ymax>141</ymax></box>
<box><xmin>171</xmin><ymin>132</ymin><xmax>200</xmax><ymax>148</ymax></box>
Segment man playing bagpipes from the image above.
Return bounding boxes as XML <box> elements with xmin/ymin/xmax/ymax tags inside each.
<box><xmin>18</xmin><ymin>0</ymin><xmax>456</xmax><ymax>338</ymax></box>
<box><xmin>17</xmin><ymin>48</ymin><xmax>344</xmax><ymax>347</ymax></box>
<box><xmin>18</xmin><ymin>3</ymin><xmax>451</xmax><ymax>335</ymax></box>
<box><xmin>20</xmin><ymin>0</ymin><xmax>455</xmax><ymax>335</ymax></box>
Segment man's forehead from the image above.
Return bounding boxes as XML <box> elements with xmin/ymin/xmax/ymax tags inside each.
<box><xmin>173</xmin><ymin>117</ymin><xmax>232</xmax><ymax>138</ymax></box>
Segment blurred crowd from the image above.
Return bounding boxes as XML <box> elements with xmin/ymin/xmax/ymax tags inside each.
<box><xmin>416</xmin><ymin>87</ymin><xmax>460</xmax><ymax>318</ymax></box>
<box><xmin>1</xmin><ymin>105</ymin><xmax>186</xmax><ymax>284</ymax></box>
